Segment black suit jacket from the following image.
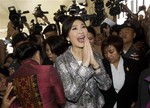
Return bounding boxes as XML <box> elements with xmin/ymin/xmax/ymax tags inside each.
<box><xmin>102</xmin><ymin>57</ymin><xmax>141</xmax><ymax>108</ymax></box>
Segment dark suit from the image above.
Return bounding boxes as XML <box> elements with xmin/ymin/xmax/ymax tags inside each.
<box><xmin>102</xmin><ymin>57</ymin><xmax>141</xmax><ymax>108</ymax></box>
<box><xmin>7</xmin><ymin>59</ymin><xmax>66</xmax><ymax>108</ymax></box>
<box><xmin>137</xmin><ymin>67</ymin><xmax>150</xmax><ymax>108</ymax></box>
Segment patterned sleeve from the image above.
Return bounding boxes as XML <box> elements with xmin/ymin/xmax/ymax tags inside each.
<box><xmin>93</xmin><ymin>53</ymin><xmax>112</xmax><ymax>91</ymax></box>
<box><xmin>55</xmin><ymin>57</ymin><xmax>94</xmax><ymax>102</ymax></box>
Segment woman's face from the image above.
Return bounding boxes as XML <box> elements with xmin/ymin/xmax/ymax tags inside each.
<box><xmin>68</xmin><ymin>20</ymin><xmax>88</xmax><ymax>48</ymax></box>
<box><xmin>0</xmin><ymin>73</ymin><xmax>6</xmax><ymax>93</ymax></box>
<box><xmin>103</xmin><ymin>45</ymin><xmax>120</xmax><ymax>64</ymax></box>
<box><xmin>45</xmin><ymin>43</ymin><xmax>57</xmax><ymax>62</ymax></box>
<box><xmin>93</xmin><ymin>27</ymin><xmax>102</xmax><ymax>46</ymax></box>
<box><xmin>87</xmin><ymin>32</ymin><xmax>95</xmax><ymax>47</ymax></box>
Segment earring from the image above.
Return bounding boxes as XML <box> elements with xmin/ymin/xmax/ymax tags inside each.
<box><xmin>68</xmin><ymin>40</ymin><xmax>70</xmax><ymax>44</ymax></box>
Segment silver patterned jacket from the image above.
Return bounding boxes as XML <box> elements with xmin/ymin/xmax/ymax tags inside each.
<box><xmin>55</xmin><ymin>47</ymin><xmax>112</xmax><ymax>108</ymax></box>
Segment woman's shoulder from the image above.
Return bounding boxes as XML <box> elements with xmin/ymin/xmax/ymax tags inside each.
<box><xmin>55</xmin><ymin>48</ymin><xmax>70</xmax><ymax>64</ymax></box>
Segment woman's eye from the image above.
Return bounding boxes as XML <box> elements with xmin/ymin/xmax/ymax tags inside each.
<box><xmin>82</xmin><ymin>25</ymin><xmax>86</xmax><ymax>28</ymax></box>
<box><xmin>109</xmin><ymin>51</ymin><xmax>114</xmax><ymax>54</ymax></box>
<box><xmin>72</xmin><ymin>27</ymin><xmax>77</xmax><ymax>30</ymax></box>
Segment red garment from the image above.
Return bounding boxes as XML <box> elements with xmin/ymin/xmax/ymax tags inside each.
<box><xmin>7</xmin><ymin>59</ymin><xmax>66</xmax><ymax>108</ymax></box>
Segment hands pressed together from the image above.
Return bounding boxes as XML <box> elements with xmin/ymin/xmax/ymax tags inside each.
<box><xmin>82</xmin><ymin>37</ymin><xmax>100</xmax><ymax>71</ymax></box>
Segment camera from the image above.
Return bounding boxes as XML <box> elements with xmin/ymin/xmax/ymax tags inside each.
<box><xmin>54</xmin><ymin>5</ymin><xmax>68</xmax><ymax>23</ymax></box>
<box><xmin>89</xmin><ymin>0</ymin><xmax>105</xmax><ymax>26</ymax></box>
<box><xmin>33</xmin><ymin>4</ymin><xmax>49</xmax><ymax>18</ymax></box>
<box><xmin>68</xmin><ymin>0</ymin><xmax>80</xmax><ymax>16</ymax></box>
<box><xmin>30</xmin><ymin>19</ymin><xmax>43</xmax><ymax>34</ymax></box>
<box><xmin>139</xmin><ymin>5</ymin><xmax>146</xmax><ymax>11</ymax></box>
<box><xmin>8</xmin><ymin>6</ymin><xmax>29</xmax><ymax>31</ymax></box>
<box><xmin>8</xmin><ymin>6</ymin><xmax>21</xmax><ymax>29</ymax></box>
<box><xmin>54</xmin><ymin>1</ymin><xmax>87</xmax><ymax>23</ymax></box>
<box><xmin>94</xmin><ymin>0</ymin><xmax>104</xmax><ymax>13</ymax></box>
<box><xmin>106</xmin><ymin>0</ymin><xmax>124</xmax><ymax>16</ymax></box>
<box><xmin>53</xmin><ymin>0</ymin><xmax>105</xmax><ymax>27</ymax></box>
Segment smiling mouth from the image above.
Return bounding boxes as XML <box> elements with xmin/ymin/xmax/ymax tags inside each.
<box><xmin>77</xmin><ymin>36</ymin><xmax>85</xmax><ymax>43</ymax></box>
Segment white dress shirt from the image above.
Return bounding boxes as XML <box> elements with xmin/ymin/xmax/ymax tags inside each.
<box><xmin>110</xmin><ymin>57</ymin><xmax>125</xmax><ymax>108</ymax></box>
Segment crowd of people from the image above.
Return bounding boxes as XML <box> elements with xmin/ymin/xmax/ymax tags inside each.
<box><xmin>0</xmin><ymin>3</ymin><xmax>150</xmax><ymax>108</ymax></box>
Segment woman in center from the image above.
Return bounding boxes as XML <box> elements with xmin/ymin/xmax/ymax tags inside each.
<box><xmin>55</xmin><ymin>16</ymin><xmax>112</xmax><ymax>108</ymax></box>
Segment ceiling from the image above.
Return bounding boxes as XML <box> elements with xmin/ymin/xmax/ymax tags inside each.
<box><xmin>0</xmin><ymin>0</ymin><xmax>77</xmax><ymax>38</ymax></box>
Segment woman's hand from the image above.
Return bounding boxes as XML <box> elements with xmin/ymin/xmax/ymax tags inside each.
<box><xmin>90</xmin><ymin>47</ymin><xmax>99</xmax><ymax>69</ymax></box>
<box><xmin>85</xmin><ymin>37</ymin><xmax>99</xmax><ymax>69</ymax></box>
<box><xmin>1</xmin><ymin>82</ymin><xmax>16</xmax><ymax>108</ymax></box>
<box><xmin>82</xmin><ymin>37</ymin><xmax>99</xmax><ymax>69</ymax></box>
<box><xmin>82</xmin><ymin>37</ymin><xmax>91</xmax><ymax>67</ymax></box>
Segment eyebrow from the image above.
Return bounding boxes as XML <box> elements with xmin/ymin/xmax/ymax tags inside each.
<box><xmin>72</xmin><ymin>23</ymin><xmax>85</xmax><ymax>27</ymax></box>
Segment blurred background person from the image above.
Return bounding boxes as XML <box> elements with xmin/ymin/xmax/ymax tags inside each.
<box><xmin>93</xmin><ymin>26</ymin><xmax>103</xmax><ymax>47</ymax></box>
<box><xmin>28</xmin><ymin>32</ymin><xmax>44</xmax><ymax>46</ymax></box>
<box><xmin>111</xmin><ymin>24</ymin><xmax>121</xmax><ymax>36</ymax></box>
<box><xmin>0</xmin><ymin>67</ymin><xmax>9</xmax><ymax>106</ymax></box>
<box><xmin>6</xmin><ymin>20</ymin><xmax>30</xmax><ymax>40</ymax></box>
<box><xmin>87</xmin><ymin>26</ymin><xmax>102</xmax><ymax>57</ymax></box>
<box><xmin>119</xmin><ymin>23</ymin><xmax>149</xmax><ymax>70</ymax></box>
<box><xmin>0</xmin><ymin>40</ymin><xmax>6</xmax><ymax>67</ymax></box>
<box><xmin>100</xmin><ymin>22</ymin><xmax>112</xmax><ymax>41</ymax></box>
<box><xmin>9</xmin><ymin>32</ymin><xmax>29</xmax><ymax>74</ymax></box>
<box><xmin>43</xmin><ymin>35</ymin><xmax>68</xmax><ymax>65</ymax></box>
<box><xmin>1</xmin><ymin>83</ymin><xmax>16</xmax><ymax>108</ymax></box>
<box><xmin>1</xmin><ymin>53</ymin><xmax>15</xmax><ymax>76</ymax></box>
<box><xmin>6</xmin><ymin>21</ymin><xmax>20</xmax><ymax>40</ymax></box>
<box><xmin>42</xmin><ymin>24</ymin><xmax>58</xmax><ymax>39</ymax></box>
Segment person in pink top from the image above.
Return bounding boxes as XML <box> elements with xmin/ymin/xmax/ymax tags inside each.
<box><xmin>7</xmin><ymin>41</ymin><xmax>66</xmax><ymax>108</ymax></box>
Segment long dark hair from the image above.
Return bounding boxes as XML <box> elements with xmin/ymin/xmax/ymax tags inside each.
<box><xmin>44</xmin><ymin>35</ymin><xmax>68</xmax><ymax>56</ymax></box>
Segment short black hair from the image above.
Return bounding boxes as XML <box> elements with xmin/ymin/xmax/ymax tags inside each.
<box><xmin>11</xmin><ymin>32</ymin><xmax>28</xmax><ymax>47</ymax></box>
<box><xmin>87</xmin><ymin>26</ymin><xmax>96</xmax><ymax>37</ymax></box>
<box><xmin>101</xmin><ymin>35</ymin><xmax>123</xmax><ymax>56</ymax></box>
<box><xmin>119</xmin><ymin>23</ymin><xmax>136</xmax><ymax>32</ymax></box>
